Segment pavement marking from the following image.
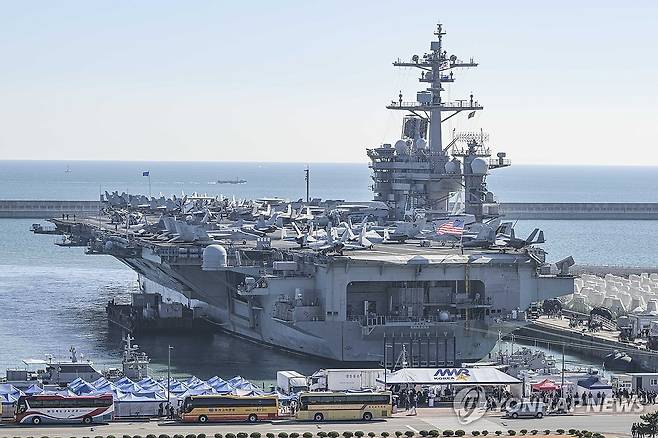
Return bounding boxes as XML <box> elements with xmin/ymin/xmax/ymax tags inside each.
<box><xmin>406</xmin><ymin>425</ymin><xmax>419</xmax><ymax>433</ymax></box>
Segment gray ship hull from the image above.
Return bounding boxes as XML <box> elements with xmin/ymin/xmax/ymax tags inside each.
<box><xmin>118</xmin><ymin>246</ymin><xmax>572</xmax><ymax>364</ymax></box>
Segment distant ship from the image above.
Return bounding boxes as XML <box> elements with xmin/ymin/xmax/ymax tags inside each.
<box><xmin>217</xmin><ymin>177</ymin><xmax>247</xmax><ymax>184</ymax></box>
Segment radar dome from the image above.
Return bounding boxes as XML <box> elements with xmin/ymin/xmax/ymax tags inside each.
<box><xmin>202</xmin><ymin>244</ymin><xmax>227</xmax><ymax>271</ymax></box>
<box><xmin>415</xmin><ymin>138</ymin><xmax>427</xmax><ymax>150</ymax></box>
<box><xmin>394</xmin><ymin>139</ymin><xmax>409</xmax><ymax>155</ymax></box>
<box><xmin>445</xmin><ymin>158</ymin><xmax>461</xmax><ymax>174</ymax></box>
<box><xmin>438</xmin><ymin>311</ymin><xmax>450</xmax><ymax>322</ymax></box>
<box><xmin>470</xmin><ymin>158</ymin><xmax>488</xmax><ymax>174</ymax></box>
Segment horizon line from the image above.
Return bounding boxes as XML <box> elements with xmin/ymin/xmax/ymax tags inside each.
<box><xmin>1</xmin><ymin>158</ymin><xmax>658</xmax><ymax>167</ymax></box>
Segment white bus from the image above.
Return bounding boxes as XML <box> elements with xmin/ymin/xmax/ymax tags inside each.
<box><xmin>15</xmin><ymin>394</ymin><xmax>114</xmax><ymax>425</ymax></box>
<box><xmin>296</xmin><ymin>391</ymin><xmax>392</xmax><ymax>422</ymax></box>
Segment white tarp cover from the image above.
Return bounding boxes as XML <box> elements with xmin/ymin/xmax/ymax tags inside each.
<box><xmin>380</xmin><ymin>367</ymin><xmax>521</xmax><ymax>386</ymax></box>
<box><xmin>113</xmin><ymin>391</ymin><xmax>167</xmax><ymax>418</ymax></box>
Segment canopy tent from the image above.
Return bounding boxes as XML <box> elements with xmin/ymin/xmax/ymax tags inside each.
<box><xmin>68</xmin><ymin>378</ymin><xmax>96</xmax><ymax>395</ymax></box>
<box><xmin>115</xmin><ymin>377</ymin><xmax>144</xmax><ymax>393</ymax></box>
<box><xmin>188</xmin><ymin>380</ymin><xmax>214</xmax><ymax>391</ymax></box>
<box><xmin>233</xmin><ymin>388</ymin><xmax>263</xmax><ymax>397</ymax></box>
<box><xmin>0</xmin><ymin>383</ymin><xmax>23</xmax><ymax>400</ymax></box>
<box><xmin>94</xmin><ymin>381</ymin><xmax>120</xmax><ymax>393</ymax></box>
<box><xmin>531</xmin><ymin>379</ymin><xmax>560</xmax><ymax>392</ymax></box>
<box><xmin>91</xmin><ymin>377</ymin><xmax>111</xmax><ymax>388</ymax></box>
<box><xmin>378</xmin><ymin>367</ymin><xmax>521</xmax><ymax>386</ymax></box>
<box><xmin>138</xmin><ymin>377</ymin><xmax>164</xmax><ymax>391</ymax></box>
<box><xmin>24</xmin><ymin>384</ymin><xmax>43</xmax><ymax>395</ymax></box>
<box><xmin>228</xmin><ymin>376</ymin><xmax>249</xmax><ymax>387</ymax></box>
<box><xmin>0</xmin><ymin>373</ymin><xmax>268</xmax><ymax>418</ymax></box>
<box><xmin>210</xmin><ymin>381</ymin><xmax>234</xmax><ymax>394</ymax></box>
<box><xmin>233</xmin><ymin>381</ymin><xmax>263</xmax><ymax>393</ymax></box>
<box><xmin>577</xmin><ymin>376</ymin><xmax>613</xmax><ymax>390</ymax></box>
<box><xmin>157</xmin><ymin>378</ymin><xmax>189</xmax><ymax>394</ymax></box>
<box><xmin>186</xmin><ymin>376</ymin><xmax>206</xmax><ymax>386</ymax></box>
<box><xmin>113</xmin><ymin>390</ymin><xmax>167</xmax><ymax>418</ymax></box>
<box><xmin>207</xmin><ymin>376</ymin><xmax>226</xmax><ymax>386</ymax></box>
<box><xmin>0</xmin><ymin>384</ymin><xmax>23</xmax><ymax>419</ymax></box>
<box><xmin>176</xmin><ymin>388</ymin><xmax>215</xmax><ymax>400</ymax></box>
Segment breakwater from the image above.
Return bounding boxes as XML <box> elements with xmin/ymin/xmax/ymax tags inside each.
<box><xmin>3</xmin><ymin>200</ymin><xmax>658</xmax><ymax>219</ymax></box>
<box><xmin>0</xmin><ymin>200</ymin><xmax>100</xmax><ymax>218</ymax></box>
<box><xmin>499</xmin><ymin>202</ymin><xmax>658</xmax><ymax>219</ymax></box>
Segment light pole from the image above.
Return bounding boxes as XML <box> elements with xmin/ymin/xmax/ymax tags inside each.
<box><xmin>561</xmin><ymin>342</ymin><xmax>565</xmax><ymax>395</ymax></box>
<box><xmin>167</xmin><ymin>345</ymin><xmax>173</xmax><ymax>417</ymax></box>
<box><xmin>304</xmin><ymin>166</ymin><xmax>310</xmax><ymax>203</ymax></box>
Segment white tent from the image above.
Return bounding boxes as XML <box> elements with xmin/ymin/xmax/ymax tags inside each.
<box><xmin>379</xmin><ymin>367</ymin><xmax>521</xmax><ymax>386</ymax></box>
<box><xmin>113</xmin><ymin>390</ymin><xmax>167</xmax><ymax>418</ymax></box>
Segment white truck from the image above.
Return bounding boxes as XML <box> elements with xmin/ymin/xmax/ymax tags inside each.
<box><xmin>276</xmin><ymin>370</ymin><xmax>309</xmax><ymax>395</ymax></box>
<box><xmin>309</xmin><ymin>368</ymin><xmax>385</xmax><ymax>392</ymax></box>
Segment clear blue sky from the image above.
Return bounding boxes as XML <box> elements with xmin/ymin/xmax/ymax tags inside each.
<box><xmin>0</xmin><ymin>0</ymin><xmax>656</xmax><ymax>164</ymax></box>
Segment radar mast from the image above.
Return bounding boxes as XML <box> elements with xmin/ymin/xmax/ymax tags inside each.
<box><xmin>368</xmin><ymin>23</ymin><xmax>509</xmax><ymax>221</ymax></box>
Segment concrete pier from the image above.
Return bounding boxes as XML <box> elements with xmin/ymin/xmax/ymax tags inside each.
<box><xmin>518</xmin><ymin>316</ymin><xmax>658</xmax><ymax>372</ymax></box>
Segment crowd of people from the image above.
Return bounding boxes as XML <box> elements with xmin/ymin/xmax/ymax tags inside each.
<box><xmin>614</xmin><ymin>387</ymin><xmax>658</xmax><ymax>404</ymax></box>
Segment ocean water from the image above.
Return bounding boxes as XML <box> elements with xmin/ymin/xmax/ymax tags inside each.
<box><xmin>0</xmin><ymin>219</ymin><xmax>328</xmax><ymax>382</ymax></box>
<box><xmin>0</xmin><ymin>161</ymin><xmax>657</xmax><ymax>378</ymax></box>
<box><xmin>1</xmin><ymin>160</ymin><xmax>658</xmax><ymax>203</ymax></box>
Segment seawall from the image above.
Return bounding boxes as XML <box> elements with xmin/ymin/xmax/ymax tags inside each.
<box><xmin>3</xmin><ymin>200</ymin><xmax>658</xmax><ymax>219</ymax></box>
<box><xmin>0</xmin><ymin>200</ymin><xmax>101</xmax><ymax>218</ymax></box>
<box><xmin>499</xmin><ymin>202</ymin><xmax>658</xmax><ymax>219</ymax></box>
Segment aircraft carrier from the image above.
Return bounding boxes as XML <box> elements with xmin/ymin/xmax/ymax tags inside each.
<box><xmin>43</xmin><ymin>24</ymin><xmax>575</xmax><ymax>365</ymax></box>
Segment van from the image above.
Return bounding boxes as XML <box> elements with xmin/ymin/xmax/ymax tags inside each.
<box><xmin>505</xmin><ymin>401</ymin><xmax>546</xmax><ymax>419</ymax></box>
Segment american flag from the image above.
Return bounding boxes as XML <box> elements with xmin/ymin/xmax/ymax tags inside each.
<box><xmin>436</xmin><ymin>219</ymin><xmax>465</xmax><ymax>236</ymax></box>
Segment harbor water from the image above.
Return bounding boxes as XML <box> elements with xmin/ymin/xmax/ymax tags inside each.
<box><xmin>1</xmin><ymin>161</ymin><xmax>657</xmax><ymax>379</ymax></box>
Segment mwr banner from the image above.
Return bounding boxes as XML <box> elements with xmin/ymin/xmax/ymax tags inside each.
<box><xmin>379</xmin><ymin>367</ymin><xmax>521</xmax><ymax>386</ymax></box>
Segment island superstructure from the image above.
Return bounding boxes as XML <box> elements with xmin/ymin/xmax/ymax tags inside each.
<box><xmin>369</xmin><ymin>23</ymin><xmax>509</xmax><ymax>221</ymax></box>
<box><xmin>41</xmin><ymin>24</ymin><xmax>574</xmax><ymax>366</ymax></box>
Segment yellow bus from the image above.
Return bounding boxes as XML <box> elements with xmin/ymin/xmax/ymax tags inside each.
<box><xmin>180</xmin><ymin>394</ymin><xmax>279</xmax><ymax>423</ymax></box>
<box><xmin>296</xmin><ymin>391</ymin><xmax>392</xmax><ymax>422</ymax></box>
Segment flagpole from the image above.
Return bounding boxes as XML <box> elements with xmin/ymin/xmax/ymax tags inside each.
<box><xmin>148</xmin><ymin>174</ymin><xmax>152</xmax><ymax>198</ymax></box>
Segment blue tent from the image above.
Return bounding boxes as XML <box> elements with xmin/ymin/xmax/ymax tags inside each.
<box><xmin>207</xmin><ymin>376</ymin><xmax>226</xmax><ymax>386</ymax></box>
<box><xmin>157</xmin><ymin>378</ymin><xmax>189</xmax><ymax>394</ymax></box>
<box><xmin>189</xmin><ymin>380</ymin><xmax>214</xmax><ymax>391</ymax></box>
<box><xmin>138</xmin><ymin>377</ymin><xmax>164</xmax><ymax>391</ymax></box>
<box><xmin>0</xmin><ymin>383</ymin><xmax>23</xmax><ymax>402</ymax></box>
<box><xmin>209</xmin><ymin>381</ymin><xmax>233</xmax><ymax>394</ymax></box>
<box><xmin>24</xmin><ymin>384</ymin><xmax>43</xmax><ymax>395</ymax></box>
<box><xmin>95</xmin><ymin>380</ymin><xmax>120</xmax><ymax>393</ymax></box>
<box><xmin>577</xmin><ymin>376</ymin><xmax>612</xmax><ymax>390</ymax></box>
<box><xmin>91</xmin><ymin>377</ymin><xmax>111</xmax><ymax>388</ymax></box>
<box><xmin>115</xmin><ymin>378</ymin><xmax>144</xmax><ymax>394</ymax></box>
<box><xmin>0</xmin><ymin>384</ymin><xmax>23</xmax><ymax>419</ymax></box>
<box><xmin>186</xmin><ymin>376</ymin><xmax>205</xmax><ymax>386</ymax></box>
<box><xmin>235</xmin><ymin>381</ymin><xmax>263</xmax><ymax>393</ymax></box>
<box><xmin>233</xmin><ymin>388</ymin><xmax>263</xmax><ymax>396</ymax></box>
<box><xmin>68</xmin><ymin>378</ymin><xmax>96</xmax><ymax>395</ymax></box>
<box><xmin>228</xmin><ymin>376</ymin><xmax>248</xmax><ymax>387</ymax></box>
